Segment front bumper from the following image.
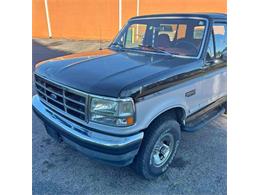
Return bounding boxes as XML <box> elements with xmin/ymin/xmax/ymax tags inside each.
<box><xmin>32</xmin><ymin>95</ymin><xmax>143</xmax><ymax>166</ymax></box>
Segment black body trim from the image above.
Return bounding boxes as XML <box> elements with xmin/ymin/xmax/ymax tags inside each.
<box><xmin>129</xmin><ymin>62</ymin><xmax>226</xmax><ymax>101</ymax></box>
<box><xmin>130</xmin><ymin>13</ymin><xmax>227</xmax><ymax>20</ymax></box>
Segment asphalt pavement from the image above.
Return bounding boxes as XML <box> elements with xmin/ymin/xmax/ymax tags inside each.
<box><xmin>32</xmin><ymin>40</ymin><xmax>227</xmax><ymax>195</ymax></box>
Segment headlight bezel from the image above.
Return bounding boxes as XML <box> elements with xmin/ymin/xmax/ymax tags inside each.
<box><xmin>88</xmin><ymin>94</ymin><xmax>136</xmax><ymax>127</ymax></box>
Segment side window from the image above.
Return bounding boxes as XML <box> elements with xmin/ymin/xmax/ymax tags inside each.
<box><xmin>125</xmin><ymin>24</ymin><xmax>147</xmax><ymax>48</ymax></box>
<box><xmin>193</xmin><ymin>26</ymin><xmax>205</xmax><ymax>40</ymax></box>
<box><xmin>206</xmin><ymin>32</ymin><xmax>215</xmax><ymax>60</ymax></box>
<box><xmin>213</xmin><ymin>23</ymin><xmax>227</xmax><ymax>59</ymax></box>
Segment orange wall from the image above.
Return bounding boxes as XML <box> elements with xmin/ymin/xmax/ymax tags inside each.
<box><xmin>32</xmin><ymin>0</ymin><xmax>49</xmax><ymax>38</ymax></box>
<box><xmin>122</xmin><ymin>0</ymin><xmax>137</xmax><ymax>27</ymax></box>
<box><xmin>32</xmin><ymin>0</ymin><xmax>226</xmax><ymax>40</ymax></box>
<box><xmin>140</xmin><ymin>0</ymin><xmax>227</xmax><ymax>15</ymax></box>
<box><xmin>48</xmin><ymin>0</ymin><xmax>118</xmax><ymax>40</ymax></box>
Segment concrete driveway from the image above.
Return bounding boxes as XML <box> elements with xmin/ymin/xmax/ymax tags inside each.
<box><xmin>32</xmin><ymin>40</ymin><xmax>227</xmax><ymax>195</ymax></box>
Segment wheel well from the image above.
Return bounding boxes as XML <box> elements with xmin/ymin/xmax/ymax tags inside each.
<box><xmin>148</xmin><ymin>107</ymin><xmax>186</xmax><ymax>128</ymax></box>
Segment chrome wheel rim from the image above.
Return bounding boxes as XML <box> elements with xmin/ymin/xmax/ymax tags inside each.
<box><xmin>151</xmin><ymin>132</ymin><xmax>174</xmax><ymax>167</ymax></box>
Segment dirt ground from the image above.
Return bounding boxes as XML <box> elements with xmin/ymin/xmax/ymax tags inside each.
<box><xmin>34</xmin><ymin>38</ymin><xmax>111</xmax><ymax>53</ymax></box>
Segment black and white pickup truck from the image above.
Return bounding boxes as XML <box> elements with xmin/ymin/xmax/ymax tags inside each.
<box><xmin>33</xmin><ymin>13</ymin><xmax>227</xmax><ymax>179</ymax></box>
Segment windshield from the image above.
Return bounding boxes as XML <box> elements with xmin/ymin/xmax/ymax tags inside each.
<box><xmin>110</xmin><ymin>18</ymin><xmax>207</xmax><ymax>58</ymax></box>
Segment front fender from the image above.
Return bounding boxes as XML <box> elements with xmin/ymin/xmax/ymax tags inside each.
<box><xmin>135</xmin><ymin>88</ymin><xmax>188</xmax><ymax>129</ymax></box>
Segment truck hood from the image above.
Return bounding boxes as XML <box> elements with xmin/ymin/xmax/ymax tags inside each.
<box><xmin>35</xmin><ymin>48</ymin><xmax>198</xmax><ymax>98</ymax></box>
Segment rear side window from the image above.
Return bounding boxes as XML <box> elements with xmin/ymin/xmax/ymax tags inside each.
<box><xmin>157</xmin><ymin>24</ymin><xmax>187</xmax><ymax>40</ymax></box>
<box><xmin>194</xmin><ymin>26</ymin><xmax>205</xmax><ymax>40</ymax></box>
<box><xmin>158</xmin><ymin>24</ymin><xmax>177</xmax><ymax>41</ymax></box>
<box><xmin>213</xmin><ymin>23</ymin><xmax>227</xmax><ymax>59</ymax></box>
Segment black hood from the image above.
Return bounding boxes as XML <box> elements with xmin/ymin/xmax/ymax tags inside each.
<box><xmin>35</xmin><ymin>49</ymin><xmax>199</xmax><ymax>98</ymax></box>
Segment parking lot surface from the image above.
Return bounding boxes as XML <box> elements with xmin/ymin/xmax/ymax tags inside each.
<box><xmin>32</xmin><ymin>39</ymin><xmax>227</xmax><ymax>195</ymax></box>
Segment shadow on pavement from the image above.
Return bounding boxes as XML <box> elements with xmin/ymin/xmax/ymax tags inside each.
<box><xmin>32</xmin><ymin>40</ymin><xmax>71</xmax><ymax>95</ymax></box>
<box><xmin>32</xmin><ymin>40</ymin><xmax>70</xmax><ymax>71</ymax></box>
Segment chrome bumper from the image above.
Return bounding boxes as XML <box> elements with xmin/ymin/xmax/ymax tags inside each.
<box><xmin>32</xmin><ymin>95</ymin><xmax>143</xmax><ymax>166</ymax></box>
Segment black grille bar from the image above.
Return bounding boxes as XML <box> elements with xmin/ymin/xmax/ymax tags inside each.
<box><xmin>34</xmin><ymin>74</ymin><xmax>88</xmax><ymax>122</ymax></box>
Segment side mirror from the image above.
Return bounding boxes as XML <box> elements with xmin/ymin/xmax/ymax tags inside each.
<box><xmin>205</xmin><ymin>58</ymin><xmax>222</xmax><ymax>66</ymax></box>
<box><xmin>222</xmin><ymin>50</ymin><xmax>227</xmax><ymax>61</ymax></box>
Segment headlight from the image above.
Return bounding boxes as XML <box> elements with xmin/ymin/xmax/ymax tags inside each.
<box><xmin>90</xmin><ymin>96</ymin><xmax>135</xmax><ymax>127</ymax></box>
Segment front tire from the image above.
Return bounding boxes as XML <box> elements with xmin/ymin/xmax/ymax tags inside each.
<box><xmin>132</xmin><ymin>114</ymin><xmax>181</xmax><ymax>180</ymax></box>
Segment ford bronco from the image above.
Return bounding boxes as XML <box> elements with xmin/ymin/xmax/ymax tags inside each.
<box><xmin>32</xmin><ymin>13</ymin><xmax>227</xmax><ymax>179</ymax></box>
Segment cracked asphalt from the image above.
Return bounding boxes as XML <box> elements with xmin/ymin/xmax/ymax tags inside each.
<box><xmin>32</xmin><ymin>40</ymin><xmax>227</xmax><ymax>195</ymax></box>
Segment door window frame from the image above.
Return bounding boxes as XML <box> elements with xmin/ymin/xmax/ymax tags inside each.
<box><xmin>206</xmin><ymin>21</ymin><xmax>227</xmax><ymax>61</ymax></box>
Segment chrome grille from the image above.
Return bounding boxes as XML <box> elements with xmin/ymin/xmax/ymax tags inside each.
<box><xmin>34</xmin><ymin>74</ymin><xmax>88</xmax><ymax>122</ymax></box>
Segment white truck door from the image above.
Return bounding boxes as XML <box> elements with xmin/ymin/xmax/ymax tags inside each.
<box><xmin>201</xmin><ymin>22</ymin><xmax>227</xmax><ymax>106</ymax></box>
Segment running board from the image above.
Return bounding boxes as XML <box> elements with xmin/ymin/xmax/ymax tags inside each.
<box><xmin>183</xmin><ymin>107</ymin><xmax>225</xmax><ymax>132</ymax></box>
<box><xmin>183</xmin><ymin>97</ymin><xmax>226</xmax><ymax>132</ymax></box>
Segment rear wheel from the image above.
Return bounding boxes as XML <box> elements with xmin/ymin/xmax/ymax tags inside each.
<box><xmin>132</xmin><ymin>114</ymin><xmax>181</xmax><ymax>180</ymax></box>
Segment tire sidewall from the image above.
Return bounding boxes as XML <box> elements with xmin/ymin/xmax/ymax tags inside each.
<box><xmin>144</xmin><ymin>120</ymin><xmax>181</xmax><ymax>178</ymax></box>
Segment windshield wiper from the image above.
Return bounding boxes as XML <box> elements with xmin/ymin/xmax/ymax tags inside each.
<box><xmin>138</xmin><ymin>44</ymin><xmax>174</xmax><ymax>57</ymax></box>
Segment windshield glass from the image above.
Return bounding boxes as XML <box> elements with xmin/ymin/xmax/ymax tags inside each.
<box><xmin>110</xmin><ymin>18</ymin><xmax>207</xmax><ymax>57</ymax></box>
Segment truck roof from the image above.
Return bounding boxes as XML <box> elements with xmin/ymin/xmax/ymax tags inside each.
<box><xmin>130</xmin><ymin>13</ymin><xmax>227</xmax><ymax>20</ymax></box>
